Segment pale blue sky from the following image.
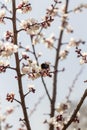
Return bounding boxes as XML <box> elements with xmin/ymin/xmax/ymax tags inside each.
<box><xmin>0</xmin><ymin>0</ymin><xmax>87</xmax><ymax>130</ymax></box>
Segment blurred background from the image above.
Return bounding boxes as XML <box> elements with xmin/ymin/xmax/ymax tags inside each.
<box><xmin>0</xmin><ymin>0</ymin><xmax>87</xmax><ymax>130</ymax></box>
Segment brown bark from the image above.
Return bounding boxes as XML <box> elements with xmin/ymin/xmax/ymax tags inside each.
<box><xmin>12</xmin><ymin>1</ymin><xmax>31</xmax><ymax>130</ymax></box>
<box><xmin>49</xmin><ymin>1</ymin><xmax>69</xmax><ymax>130</ymax></box>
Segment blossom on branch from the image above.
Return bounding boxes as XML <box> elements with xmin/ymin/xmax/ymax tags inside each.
<box><xmin>4</xmin><ymin>30</ymin><xmax>14</xmax><ymax>43</ymax></box>
<box><xmin>55</xmin><ymin>102</ymin><xmax>70</xmax><ymax>114</ymax></box>
<box><xmin>46</xmin><ymin>5</ymin><xmax>58</xmax><ymax>17</ymax></box>
<box><xmin>46</xmin><ymin>102</ymin><xmax>80</xmax><ymax>130</ymax></box>
<box><xmin>20</xmin><ymin>18</ymin><xmax>40</xmax><ymax>35</ymax></box>
<box><xmin>0</xmin><ymin>41</ymin><xmax>18</xmax><ymax>57</ymax></box>
<box><xmin>59</xmin><ymin>50</ymin><xmax>69</xmax><ymax>60</ymax></box>
<box><xmin>43</xmin><ymin>34</ymin><xmax>55</xmax><ymax>49</ymax></box>
<box><xmin>75</xmin><ymin>47</ymin><xmax>87</xmax><ymax>64</ymax></box>
<box><xmin>67</xmin><ymin>38</ymin><xmax>85</xmax><ymax>49</ymax></box>
<box><xmin>32</xmin><ymin>33</ymin><xmax>44</xmax><ymax>45</ymax></box>
<box><xmin>6</xmin><ymin>93</ymin><xmax>15</xmax><ymax>103</ymax></box>
<box><xmin>41</xmin><ymin>16</ymin><xmax>54</xmax><ymax>29</ymax></box>
<box><xmin>74</xmin><ymin>4</ymin><xmax>87</xmax><ymax>13</ymax></box>
<box><xmin>0</xmin><ymin>10</ymin><xmax>6</xmax><ymax>23</ymax></box>
<box><xmin>17</xmin><ymin>0</ymin><xmax>32</xmax><ymax>14</ymax></box>
<box><xmin>21</xmin><ymin>60</ymin><xmax>41</xmax><ymax>79</ymax></box>
<box><xmin>0</xmin><ymin>59</ymin><xmax>9</xmax><ymax>73</ymax></box>
<box><xmin>21</xmin><ymin>58</ymin><xmax>52</xmax><ymax>79</ymax></box>
<box><xmin>79</xmin><ymin>52</ymin><xmax>87</xmax><ymax>64</ymax></box>
<box><xmin>28</xmin><ymin>84</ymin><xmax>35</xmax><ymax>93</ymax></box>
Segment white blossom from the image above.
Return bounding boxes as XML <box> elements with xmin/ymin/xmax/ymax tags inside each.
<box><xmin>28</xmin><ymin>84</ymin><xmax>34</xmax><ymax>89</ymax></box>
<box><xmin>17</xmin><ymin>0</ymin><xmax>32</xmax><ymax>14</ymax></box>
<box><xmin>20</xmin><ymin>19</ymin><xmax>40</xmax><ymax>35</ymax></box>
<box><xmin>67</xmin><ymin>38</ymin><xmax>81</xmax><ymax>49</ymax></box>
<box><xmin>59</xmin><ymin>50</ymin><xmax>69</xmax><ymax>60</ymax></box>
<box><xmin>21</xmin><ymin>65</ymin><xmax>31</xmax><ymax>74</ymax></box>
<box><xmin>21</xmin><ymin>59</ymin><xmax>41</xmax><ymax>79</ymax></box>
<box><xmin>1</xmin><ymin>43</ymin><xmax>18</xmax><ymax>57</ymax></box>
<box><xmin>47</xmin><ymin>6</ymin><xmax>58</xmax><ymax>17</ymax></box>
<box><xmin>0</xmin><ymin>59</ymin><xmax>9</xmax><ymax>67</ymax></box>
<box><xmin>21</xmin><ymin>51</ymin><xmax>28</xmax><ymax>58</ymax></box>
<box><xmin>32</xmin><ymin>33</ymin><xmax>44</xmax><ymax>45</ymax></box>
<box><xmin>59</xmin><ymin>4</ymin><xmax>66</xmax><ymax>15</ymax></box>
<box><xmin>66</xmin><ymin>24</ymin><xmax>73</xmax><ymax>33</ymax></box>
<box><xmin>28</xmin><ymin>84</ymin><xmax>35</xmax><ymax>92</ymax></box>
<box><xmin>55</xmin><ymin>102</ymin><xmax>70</xmax><ymax>114</ymax></box>
<box><xmin>59</xmin><ymin>26</ymin><xmax>64</xmax><ymax>31</ymax></box>
<box><xmin>37</xmin><ymin>52</ymin><xmax>43</xmax><ymax>57</ymax></box>
<box><xmin>28</xmin><ymin>60</ymin><xmax>41</xmax><ymax>73</ymax></box>
<box><xmin>48</xmin><ymin>117</ymin><xmax>56</xmax><ymax>124</ymax></box>
<box><xmin>79</xmin><ymin>52</ymin><xmax>87</xmax><ymax>64</ymax></box>
<box><xmin>0</xmin><ymin>113</ymin><xmax>6</xmax><ymax>122</ymax></box>
<box><xmin>79</xmin><ymin>59</ymin><xmax>85</xmax><ymax>65</ymax></box>
<box><xmin>44</xmin><ymin>34</ymin><xmax>55</xmax><ymax>49</ymax></box>
<box><xmin>0</xmin><ymin>10</ymin><xmax>6</xmax><ymax>23</ymax></box>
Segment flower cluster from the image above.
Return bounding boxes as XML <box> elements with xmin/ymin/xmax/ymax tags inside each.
<box><xmin>41</xmin><ymin>0</ymin><xmax>60</xmax><ymax>29</ymax></box>
<box><xmin>32</xmin><ymin>33</ymin><xmax>44</xmax><ymax>45</ymax></box>
<box><xmin>59</xmin><ymin>38</ymin><xmax>85</xmax><ymax>61</ymax></box>
<box><xmin>32</xmin><ymin>32</ymin><xmax>56</xmax><ymax>49</ymax></box>
<box><xmin>46</xmin><ymin>102</ymin><xmax>80</xmax><ymax>130</ymax></box>
<box><xmin>74</xmin><ymin>4</ymin><xmax>87</xmax><ymax>13</ymax></box>
<box><xmin>43</xmin><ymin>34</ymin><xmax>56</xmax><ymax>49</ymax></box>
<box><xmin>28</xmin><ymin>84</ymin><xmax>35</xmax><ymax>93</ymax></box>
<box><xmin>0</xmin><ymin>59</ymin><xmax>9</xmax><ymax>73</ymax></box>
<box><xmin>20</xmin><ymin>18</ymin><xmax>40</xmax><ymax>35</ymax></box>
<box><xmin>0</xmin><ymin>10</ymin><xmax>6</xmax><ymax>23</ymax></box>
<box><xmin>4</xmin><ymin>30</ymin><xmax>14</xmax><ymax>43</ymax></box>
<box><xmin>17</xmin><ymin>0</ymin><xmax>32</xmax><ymax>14</ymax></box>
<box><xmin>41</xmin><ymin>16</ymin><xmax>54</xmax><ymax>29</ymax></box>
<box><xmin>67</xmin><ymin>38</ymin><xmax>85</xmax><ymax>49</ymax></box>
<box><xmin>21</xmin><ymin>60</ymin><xmax>41</xmax><ymax>76</ymax></box>
<box><xmin>55</xmin><ymin>103</ymin><xmax>69</xmax><ymax>113</ymax></box>
<box><xmin>75</xmin><ymin>47</ymin><xmax>87</xmax><ymax>64</ymax></box>
<box><xmin>6</xmin><ymin>93</ymin><xmax>15</xmax><ymax>102</ymax></box>
<box><xmin>21</xmin><ymin>61</ymin><xmax>37</xmax><ymax>79</ymax></box>
<box><xmin>59</xmin><ymin>19</ymin><xmax>73</xmax><ymax>33</ymax></box>
<box><xmin>0</xmin><ymin>41</ymin><xmax>18</xmax><ymax>57</ymax></box>
<box><xmin>59</xmin><ymin>50</ymin><xmax>69</xmax><ymax>60</ymax></box>
<box><xmin>46</xmin><ymin>4</ymin><xmax>58</xmax><ymax>17</ymax></box>
<box><xmin>21</xmin><ymin>58</ymin><xmax>51</xmax><ymax>80</ymax></box>
<box><xmin>0</xmin><ymin>113</ymin><xmax>6</xmax><ymax>122</ymax></box>
<box><xmin>57</xmin><ymin>3</ymin><xmax>73</xmax><ymax>34</ymax></box>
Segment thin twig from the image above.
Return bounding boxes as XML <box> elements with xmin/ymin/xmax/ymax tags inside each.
<box><xmin>49</xmin><ymin>1</ymin><xmax>69</xmax><ymax>130</ymax></box>
<box><xmin>14</xmin><ymin>98</ymin><xmax>21</xmax><ymax>104</ymax></box>
<box><xmin>24</xmin><ymin>91</ymin><xmax>30</xmax><ymax>97</ymax></box>
<box><xmin>30</xmin><ymin>35</ymin><xmax>52</xmax><ymax>102</ymax></box>
<box><xmin>4</xmin><ymin>16</ymin><xmax>12</xmax><ymax>20</ymax></box>
<box><xmin>6</xmin><ymin>66</ymin><xmax>16</xmax><ymax>71</ymax></box>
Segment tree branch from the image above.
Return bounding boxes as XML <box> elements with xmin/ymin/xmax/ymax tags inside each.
<box><xmin>49</xmin><ymin>1</ymin><xmax>69</xmax><ymax>130</ymax></box>
<box><xmin>62</xmin><ymin>89</ymin><xmax>87</xmax><ymax>130</ymax></box>
<box><xmin>30</xmin><ymin>36</ymin><xmax>52</xmax><ymax>102</ymax></box>
<box><xmin>12</xmin><ymin>1</ymin><xmax>31</xmax><ymax>130</ymax></box>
